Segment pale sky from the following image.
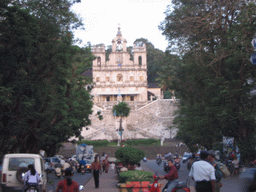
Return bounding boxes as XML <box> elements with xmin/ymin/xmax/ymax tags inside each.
<box><xmin>71</xmin><ymin>0</ymin><xmax>172</xmax><ymax>51</ymax></box>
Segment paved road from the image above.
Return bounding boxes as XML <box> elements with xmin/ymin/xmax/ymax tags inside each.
<box><xmin>46</xmin><ymin>169</ymin><xmax>92</xmax><ymax>191</ymax></box>
<box><xmin>142</xmin><ymin>160</ymin><xmax>249</xmax><ymax>192</ymax></box>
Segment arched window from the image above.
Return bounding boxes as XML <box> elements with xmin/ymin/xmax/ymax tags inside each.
<box><xmin>97</xmin><ymin>57</ymin><xmax>101</xmax><ymax>65</ymax></box>
<box><xmin>138</xmin><ymin>56</ymin><xmax>142</xmax><ymax>66</ymax></box>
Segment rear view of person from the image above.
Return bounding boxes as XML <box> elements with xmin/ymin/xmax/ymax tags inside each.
<box><xmin>23</xmin><ymin>164</ymin><xmax>41</xmax><ymax>192</ymax></box>
<box><xmin>55</xmin><ymin>168</ymin><xmax>79</xmax><ymax>192</ymax></box>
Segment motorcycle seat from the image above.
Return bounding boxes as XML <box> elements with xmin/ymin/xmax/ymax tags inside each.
<box><xmin>175</xmin><ymin>182</ymin><xmax>187</xmax><ymax>188</ymax></box>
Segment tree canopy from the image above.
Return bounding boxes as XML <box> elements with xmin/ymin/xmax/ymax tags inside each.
<box><xmin>0</xmin><ymin>0</ymin><xmax>93</xmax><ymax>156</ymax></box>
<box><xmin>112</xmin><ymin>101</ymin><xmax>131</xmax><ymax>118</ymax></box>
<box><xmin>160</xmin><ymin>0</ymin><xmax>256</xmax><ymax>161</ymax></box>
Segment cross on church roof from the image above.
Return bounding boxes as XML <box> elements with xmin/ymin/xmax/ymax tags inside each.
<box><xmin>117</xmin><ymin>24</ymin><xmax>122</xmax><ymax>36</ymax></box>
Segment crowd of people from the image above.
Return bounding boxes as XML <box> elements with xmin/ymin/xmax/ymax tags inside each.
<box><xmin>22</xmin><ymin>150</ymin><xmax>256</xmax><ymax>192</ymax></box>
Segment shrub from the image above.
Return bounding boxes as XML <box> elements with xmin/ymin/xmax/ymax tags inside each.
<box><xmin>77</xmin><ymin>140</ymin><xmax>110</xmax><ymax>147</ymax></box>
<box><xmin>125</xmin><ymin>139</ymin><xmax>160</xmax><ymax>146</ymax></box>
<box><xmin>119</xmin><ymin>170</ymin><xmax>153</xmax><ymax>183</ymax></box>
<box><xmin>115</xmin><ymin>146</ymin><xmax>145</xmax><ymax>165</ymax></box>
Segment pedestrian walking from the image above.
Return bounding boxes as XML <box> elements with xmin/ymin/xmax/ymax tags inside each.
<box><xmin>208</xmin><ymin>150</ymin><xmax>223</xmax><ymax>192</ymax></box>
<box><xmin>187</xmin><ymin>154</ymin><xmax>195</xmax><ymax>170</ymax></box>
<box><xmin>90</xmin><ymin>155</ymin><xmax>102</xmax><ymax>188</ymax></box>
<box><xmin>102</xmin><ymin>156</ymin><xmax>110</xmax><ymax>173</ymax></box>
<box><xmin>109</xmin><ymin>162</ymin><xmax>115</xmax><ymax>173</ymax></box>
<box><xmin>158</xmin><ymin>159</ymin><xmax>179</xmax><ymax>192</ymax></box>
<box><xmin>232</xmin><ymin>157</ymin><xmax>239</xmax><ymax>175</ymax></box>
<box><xmin>189</xmin><ymin>151</ymin><xmax>216</xmax><ymax>192</ymax></box>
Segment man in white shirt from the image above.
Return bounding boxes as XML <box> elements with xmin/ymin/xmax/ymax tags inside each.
<box><xmin>189</xmin><ymin>151</ymin><xmax>215</xmax><ymax>192</ymax></box>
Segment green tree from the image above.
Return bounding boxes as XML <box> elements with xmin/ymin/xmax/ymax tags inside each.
<box><xmin>156</xmin><ymin>51</ymin><xmax>181</xmax><ymax>98</ymax></box>
<box><xmin>0</xmin><ymin>1</ymin><xmax>93</xmax><ymax>156</ymax></box>
<box><xmin>112</xmin><ymin>102</ymin><xmax>131</xmax><ymax>146</ymax></box>
<box><xmin>115</xmin><ymin>146</ymin><xmax>145</xmax><ymax>165</ymax></box>
<box><xmin>160</xmin><ymin>0</ymin><xmax>256</xmax><ymax>161</ymax></box>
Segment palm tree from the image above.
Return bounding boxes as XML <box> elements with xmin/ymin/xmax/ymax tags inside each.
<box><xmin>112</xmin><ymin>102</ymin><xmax>131</xmax><ymax>146</ymax></box>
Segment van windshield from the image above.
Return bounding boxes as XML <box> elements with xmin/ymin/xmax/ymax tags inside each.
<box><xmin>8</xmin><ymin>158</ymin><xmax>35</xmax><ymax>171</ymax></box>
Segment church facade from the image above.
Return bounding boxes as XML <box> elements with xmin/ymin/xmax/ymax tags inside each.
<box><xmin>91</xmin><ymin>27</ymin><xmax>151</xmax><ymax>103</ymax></box>
<box><xmin>80</xmin><ymin>28</ymin><xmax>178</xmax><ymax>141</ymax></box>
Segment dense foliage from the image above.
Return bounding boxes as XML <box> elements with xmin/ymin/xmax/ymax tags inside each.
<box><xmin>119</xmin><ymin>170</ymin><xmax>153</xmax><ymax>183</ymax></box>
<box><xmin>77</xmin><ymin>140</ymin><xmax>110</xmax><ymax>147</ymax></box>
<box><xmin>125</xmin><ymin>139</ymin><xmax>160</xmax><ymax>146</ymax></box>
<box><xmin>115</xmin><ymin>146</ymin><xmax>145</xmax><ymax>165</ymax></box>
<box><xmin>0</xmin><ymin>0</ymin><xmax>93</xmax><ymax>156</ymax></box>
<box><xmin>112</xmin><ymin>102</ymin><xmax>131</xmax><ymax>145</ymax></box>
<box><xmin>160</xmin><ymin>0</ymin><xmax>256</xmax><ymax>161</ymax></box>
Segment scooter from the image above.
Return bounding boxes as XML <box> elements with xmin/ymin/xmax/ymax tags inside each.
<box><xmin>156</xmin><ymin>158</ymin><xmax>162</xmax><ymax>166</ymax></box>
<box><xmin>80</xmin><ymin>165</ymin><xmax>85</xmax><ymax>174</ymax></box>
<box><xmin>148</xmin><ymin>175</ymin><xmax>161</xmax><ymax>192</ymax></box>
<box><xmin>24</xmin><ymin>184</ymin><xmax>39</xmax><ymax>192</ymax></box>
<box><xmin>148</xmin><ymin>175</ymin><xmax>190</xmax><ymax>192</ymax></box>
<box><xmin>174</xmin><ymin>162</ymin><xmax>180</xmax><ymax>171</ymax></box>
<box><xmin>162</xmin><ymin>180</ymin><xmax>191</xmax><ymax>192</ymax></box>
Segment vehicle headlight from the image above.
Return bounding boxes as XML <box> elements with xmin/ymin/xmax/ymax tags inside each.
<box><xmin>22</xmin><ymin>173</ymin><xmax>25</xmax><ymax>180</ymax></box>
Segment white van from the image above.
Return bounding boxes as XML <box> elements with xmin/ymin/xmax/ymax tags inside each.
<box><xmin>1</xmin><ymin>154</ymin><xmax>47</xmax><ymax>192</ymax></box>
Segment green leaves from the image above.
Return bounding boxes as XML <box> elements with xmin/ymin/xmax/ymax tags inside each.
<box><xmin>115</xmin><ymin>146</ymin><xmax>145</xmax><ymax>165</ymax></box>
<box><xmin>112</xmin><ymin>102</ymin><xmax>131</xmax><ymax>118</ymax></box>
<box><xmin>161</xmin><ymin>1</ymin><xmax>256</xmax><ymax>160</ymax></box>
<box><xmin>119</xmin><ymin>170</ymin><xmax>153</xmax><ymax>183</ymax></box>
<box><xmin>0</xmin><ymin>1</ymin><xmax>93</xmax><ymax>156</ymax></box>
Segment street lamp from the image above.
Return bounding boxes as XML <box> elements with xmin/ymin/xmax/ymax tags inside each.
<box><xmin>116</xmin><ymin>116</ymin><xmax>124</xmax><ymax>146</ymax></box>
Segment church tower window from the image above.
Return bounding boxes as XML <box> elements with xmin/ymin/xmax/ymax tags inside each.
<box><xmin>97</xmin><ymin>57</ymin><xmax>101</xmax><ymax>65</ymax></box>
<box><xmin>138</xmin><ymin>56</ymin><xmax>142</xmax><ymax>66</ymax></box>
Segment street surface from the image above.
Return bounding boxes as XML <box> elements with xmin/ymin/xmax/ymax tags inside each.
<box><xmin>46</xmin><ymin>169</ymin><xmax>92</xmax><ymax>191</ymax></box>
<box><xmin>142</xmin><ymin>160</ymin><xmax>248</xmax><ymax>192</ymax></box>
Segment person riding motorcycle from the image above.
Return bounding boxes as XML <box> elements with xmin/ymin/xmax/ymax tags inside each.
<box><xmin>55</xmin><ymin>168</ymin><xmax>79</xmax><ymax>192</ymax></box>
<box><xmin>156</xmin><ymin>154</ymin><xmax>162</xmax><ymax>164</ymax></box>
<box><xmin>174</xmin><ymin>156</ymin><xmax>180</xmax><ymax>164</ymax></box>
<box><xmin>23</xmin><ymin>164</ymin><xmax>41</xmax><ymax>192</ymax></box>
<box><xmin>159</xmin><ymin>159</ymin><xmax>179</xmax><ymax>192</ymax></box>
<box><xmin>174</xmin><ymin>156</ymin><xmax>181</xmax><ymax>171</ymax></box>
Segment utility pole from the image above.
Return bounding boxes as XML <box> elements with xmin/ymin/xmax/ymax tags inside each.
<box><xmin>120</xmin><ymin>117</ymin><xmax>123</xmax><ymax>146</ymax></box>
